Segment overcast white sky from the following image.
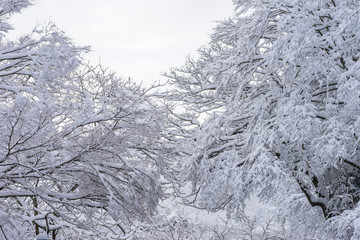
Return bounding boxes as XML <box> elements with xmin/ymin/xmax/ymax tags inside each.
<box><xmin>9</xmin><ymin>0</ymin><xmax>233</xmax><ymax>85</ymax></box>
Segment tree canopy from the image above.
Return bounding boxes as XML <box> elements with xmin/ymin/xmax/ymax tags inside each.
<box><xmin>0</xmin><ymin>1</ymin><xmax>169</xmax><ymax>239</ymax></box>
<box><xmin>166</xmin><ymin>0</ymin><xmax>360</xmax><ymax>239</ymax></box>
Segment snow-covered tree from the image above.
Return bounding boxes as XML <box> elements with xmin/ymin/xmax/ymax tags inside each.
<box><xmin>165</xmin><ymin>0</ymin><xmax>360</xmax><ymax>238</ymax></box>
<box><xmin>0</xmin><ymin>1</ymin><xmax>168</xmax><ymax>239</ymax></box>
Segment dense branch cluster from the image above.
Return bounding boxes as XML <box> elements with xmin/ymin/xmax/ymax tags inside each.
<box><xmin>166</xmin><ymin>0</ymin><xmax>360</xmax><ymax>239</ymax></box>
<box><xmin>0</xmin><ymin>1</ymin><xmax>170</xmax><ymax>239</ymax></box>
